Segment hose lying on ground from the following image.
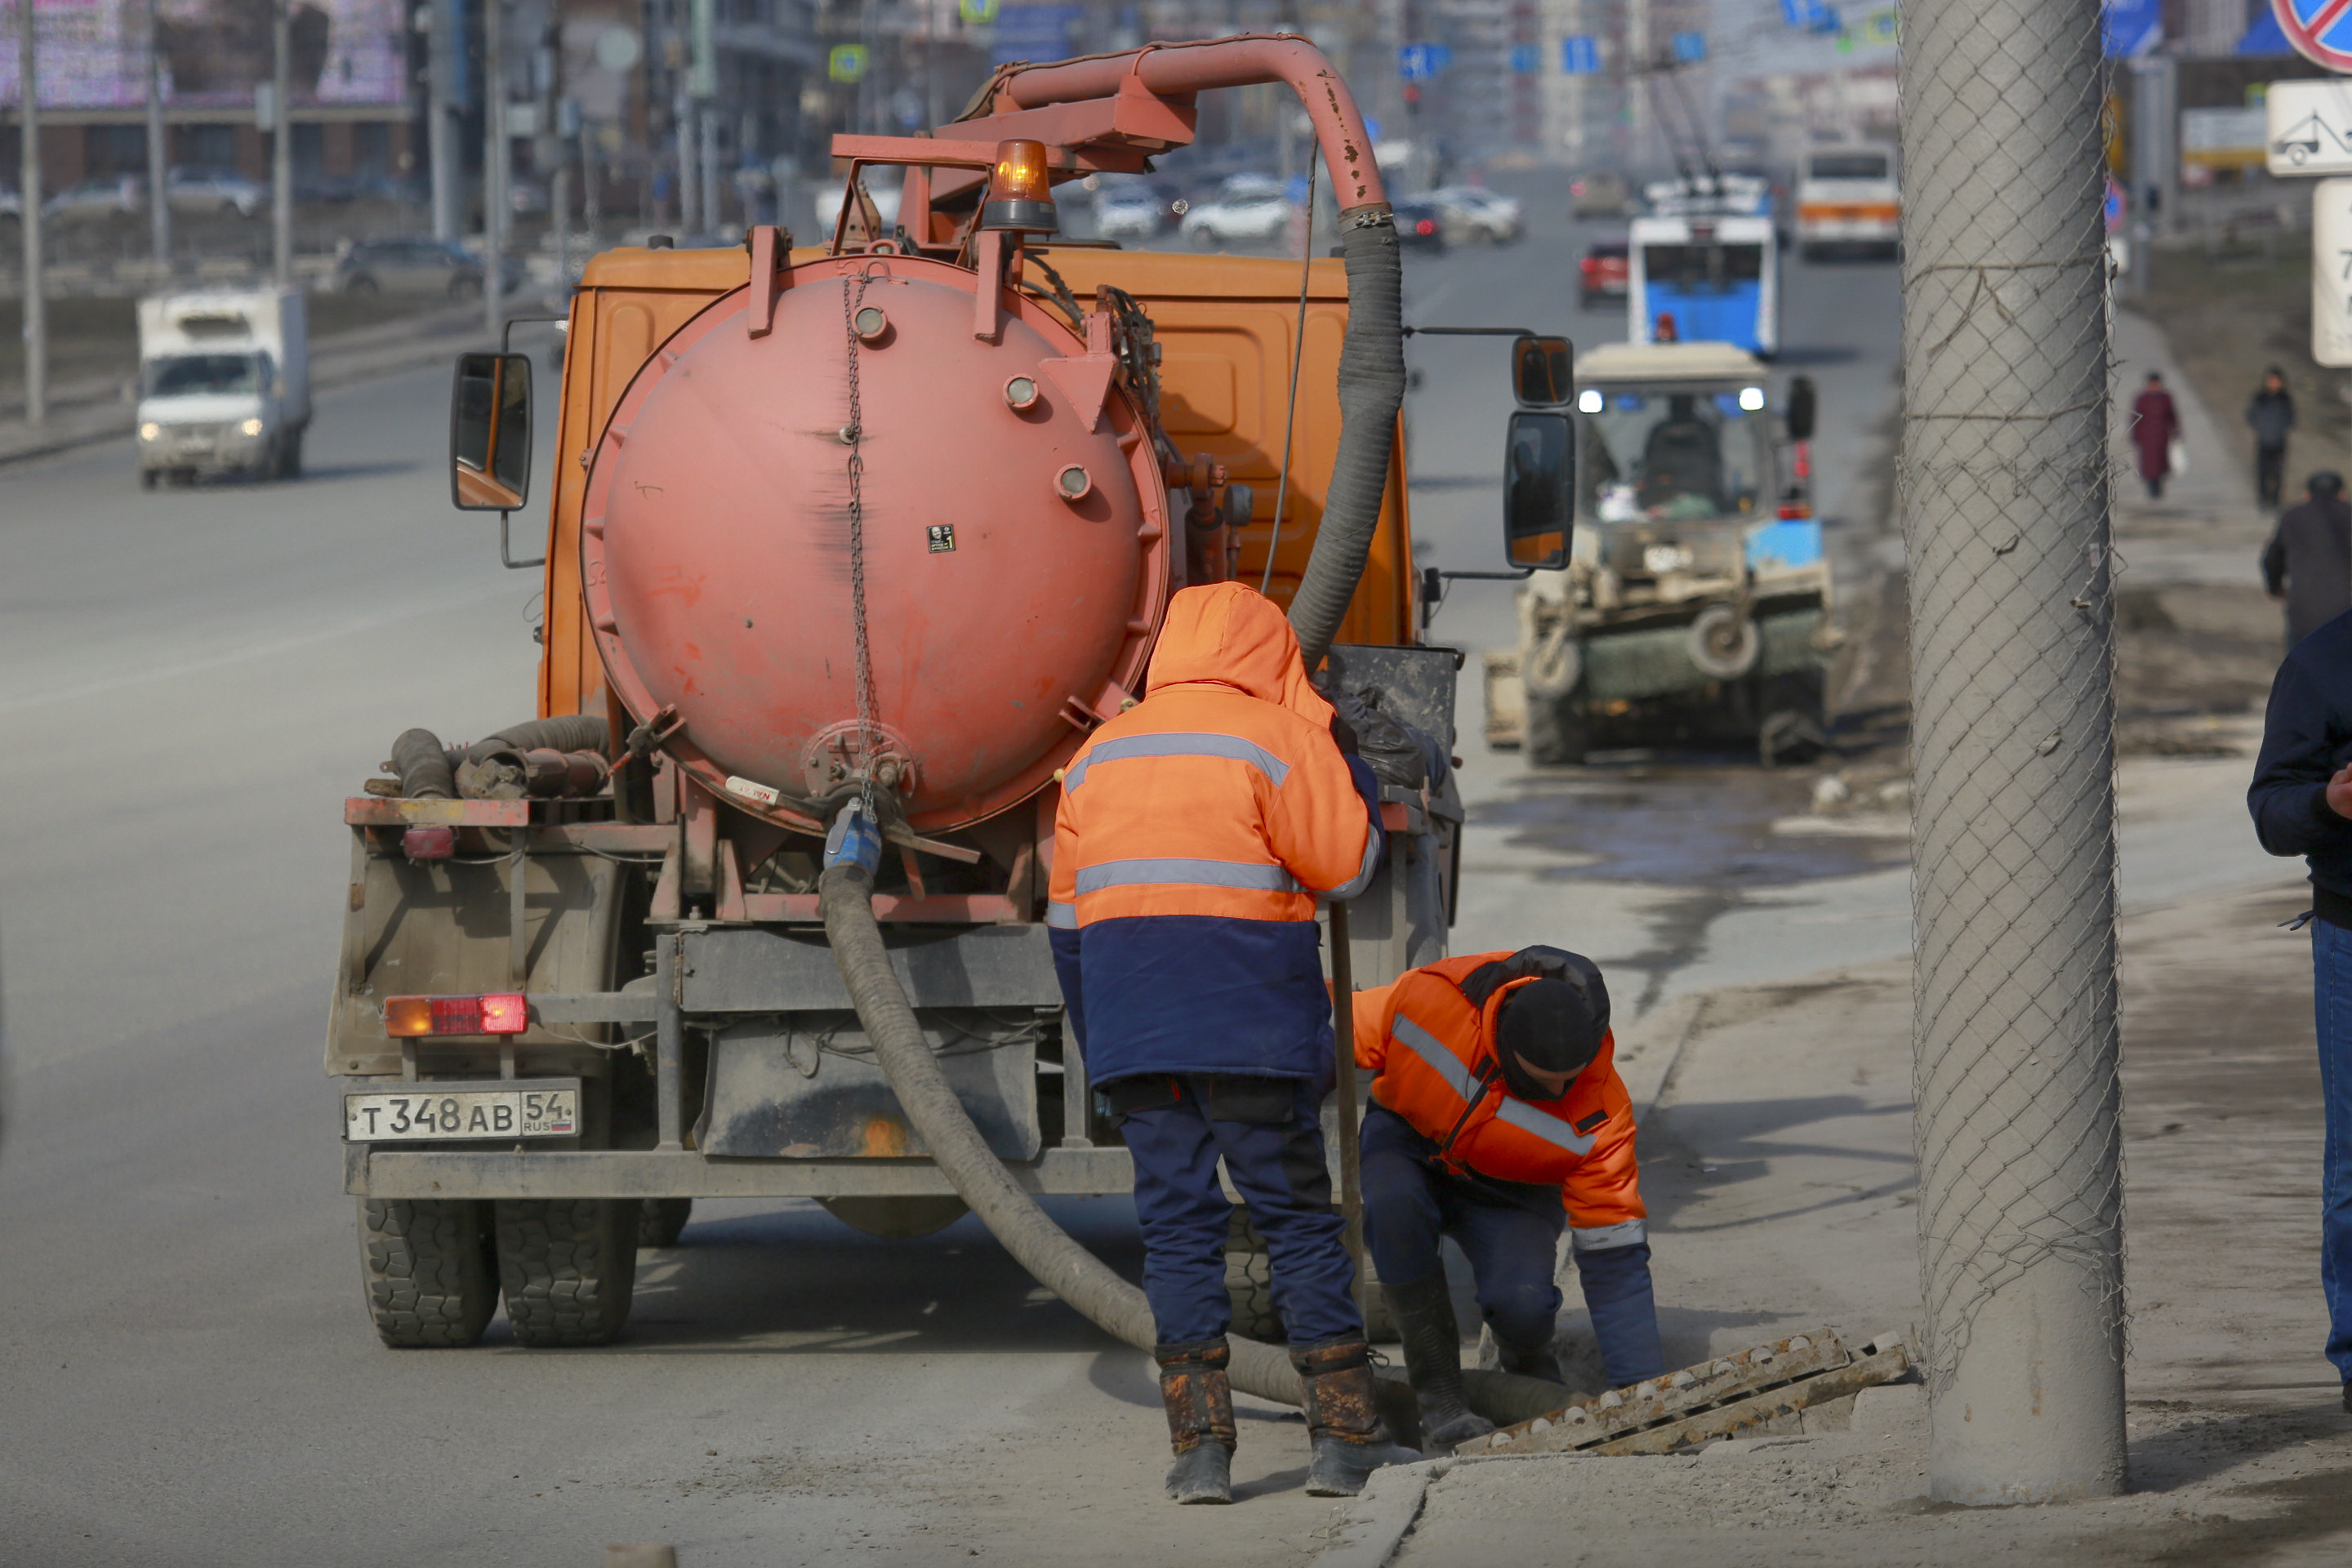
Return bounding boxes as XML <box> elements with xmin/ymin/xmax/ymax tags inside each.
<box><xmin>822</xmin><ymin>861</ymin><xmax>1570</xmax><ymax>1431</ymax></box>
<box><xmin>1285</xmin><ymin>209</ymin><xmax>1405</xmax><ymax>675</ymax></box>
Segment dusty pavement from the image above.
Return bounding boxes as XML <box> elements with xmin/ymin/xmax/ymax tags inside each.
<box><xmin>1373</xmin><ymin>879</ymin><xmax>2352</xmax><ymax>1567</ymax></box>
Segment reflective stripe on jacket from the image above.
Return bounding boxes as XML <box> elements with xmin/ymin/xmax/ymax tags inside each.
<box><xmin>1352</xmin><ymin>951</ymin><xmax>1646</xmax><ymax>1245</ymax></box>
<box><xmin>1049</xmin><ymin>583</ymin><xmax>1383</xmax><ymax>1085</ymax></box>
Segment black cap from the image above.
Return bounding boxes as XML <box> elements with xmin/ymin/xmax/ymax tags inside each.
<box><xmin>1495</xmin><ymin>978</ymin><xmax>1606</xmax><ymax>1080</ymax></box>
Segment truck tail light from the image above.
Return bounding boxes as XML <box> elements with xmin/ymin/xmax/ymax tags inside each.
<box><xmin>1777</xmin><ymin>503</ymin><xmax>1811</xmax><ymax>520</ymax></box>
<box><xmin>384</xmin><ymin>993</ymin><xmax>532</xmax><ymax>1037</ymax></box>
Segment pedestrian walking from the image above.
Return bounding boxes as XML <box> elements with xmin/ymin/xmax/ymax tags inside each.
<box><xmin>2132</xmin><ymin>371</ymin><xmax>2180</xmax><ymax>501</ymax></box>
<box><xmin>2248</xmin><ymin>606</ymin><xmax>2352</xmax><ymax>1414</ymax></box>
<box><xmin>2248</xmin><ymin>367</ymin><xmax>2296</xmax><ymax>510</ymax></box>
<box><xmin>1047</xmin><ymin>581</ymin><xmax>1414</xmax><ymax>1505</ymax></box>
<box><xmin>1352</xmin><ymin>945</ymin><xmax>1664</xmax><ymax>1450</ymax></box>
<box><xmin>2263</xmin><ymin>472</ymin><xmax>2352</xmax><ymax>649</ymax></box>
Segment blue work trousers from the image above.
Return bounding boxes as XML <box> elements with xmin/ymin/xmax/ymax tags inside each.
<box><xmin>1118</xmin><ymin>1076</ymin><xmax>1364</xmax><ymax>1348</ymax></box>
<box><xmin>1360</xmin><ymin>1105</ymin><xmax>1664</xmax><ymax>1387</ymax></box>
<box><xmin>2315</xmin><ymin>918</ymin><xmax>2352</xmax><ymax>1383</ymax></box>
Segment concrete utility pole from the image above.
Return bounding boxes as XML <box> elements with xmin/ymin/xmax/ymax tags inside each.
<box><xmin>145</xmin><ymin>0</ymin><xmax>169</xmax><ymax>266</ymax></box>
<box><xmin>271</xmin><ymin>0</ymin><xmax>292</xmax><ymax>289</ymax></box>
<box><xmin>425</xmin><ymin>0</ymin><xmax>457</xmax><ymax>242</ymax></box>
<box><xmin>675</xmin><ymin>91</ymin><xmax>696</xmax><ymax>233</ymax></box>
<box><xmin>19</xmin><ymin>0</ymin><xmax>46</xmax><ymax>425</ymax></box>
<box><xmin>1900</xmin><ymin>0</ymin><xmax>2127</xmax><ymax>1506</ymax></box>
<box><xmin>699</xmin><ymin>105</ymin><xmax>718</xmax><ymax>235</ymax></box>
<box><xmin>483</xmin><ymin>0</ymin><xmax>506</xmax><ymax>336</ymax></box>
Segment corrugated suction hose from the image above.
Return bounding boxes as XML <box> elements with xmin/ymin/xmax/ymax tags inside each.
<box><xmin>1285</xmin><ymin>209</ymin><xmax>1405</xmax><ymax>674</ymax></box>
<box><xmin>821</xmin><ymin>862</ymin><xmax>1570</xmax><ymax>1432</ymax></box>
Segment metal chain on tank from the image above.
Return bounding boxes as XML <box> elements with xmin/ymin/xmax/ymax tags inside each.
<box><xmin>839</xmin><ymin>271</ymin><xmax>880</xmax><ymax>817</ymax></box>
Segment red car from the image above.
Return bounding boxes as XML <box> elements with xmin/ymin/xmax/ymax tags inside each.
<box><xmin>1579</xmin><ymin>240</ymin><xmax>1628</xmax><ymax>310</ymax></box>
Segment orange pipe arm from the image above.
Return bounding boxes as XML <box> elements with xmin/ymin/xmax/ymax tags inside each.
<box><xmin>982</xmin><ymin>34</ymin><xmax>1388</xmax><ymax>211</ymax></box>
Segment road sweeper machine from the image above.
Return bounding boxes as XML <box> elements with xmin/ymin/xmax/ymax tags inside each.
<box><xmin>327</xmin><ymin>35</ymin><xmax>1584</xmax><ymax>1392</ymax></box>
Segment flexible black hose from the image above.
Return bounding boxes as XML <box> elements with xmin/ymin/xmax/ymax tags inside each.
<box><xmin>822</xmin><ymin>862</ymin><xmax>1570</xmax><ymax>1431</ymax></box>
<box><xmin>1286</xmin><ymin>208</ymin><xmax>1405</xmax><ymax>674</ymax></box>
<box><xmin>456</xmin><ymin>714</ymin><xmax>612</xmax><ymax>764</ymax></box>
<box><xmin>390</xmin><ymin>728</ymin><xmax>457</xmax><ymax>800</ymax></box>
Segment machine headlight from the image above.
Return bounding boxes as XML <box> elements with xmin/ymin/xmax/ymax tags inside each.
<box><xmin>1738</xmin><ymin>385</ymin><xmax>1766</xmax><ymax>412</ymax></box>
<box><xmin>1642</xmin><ymin>543</ymin><xmax>1694</xmax><ymax>574</ymax></box>
<box><xmin>139</xmin><ymin>421</ymin><xmax>162</xmax><ymax>441</ymax></box>
<box><xmin>1578</xmin><ymin>389</ymin><xmax>1604</xmax><ymax>413</ymax></box>
<box><xmin>239</xmin><ymin>417</ymin><xmax>265</xmax><ymax>437</ymax></box>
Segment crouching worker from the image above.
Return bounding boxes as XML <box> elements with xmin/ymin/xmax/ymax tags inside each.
<box><xmin>1048</xmin><ymin>582</ymin><xmax>1418</xmax><ymax>1505</ymax></box>
<box><xmin>1353</xmin><ymin>947</ymin><xmax>1664</xmax><ymax>1449</ymax></box>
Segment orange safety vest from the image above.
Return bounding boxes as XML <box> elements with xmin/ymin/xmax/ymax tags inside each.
<box><xmin>1352</xmin><ymin>952</ymin><xmax>1647</xmax><ymax>1247</ymax></box>
<box><xmin>1049</xmin><ymin>582</ymin><xmax>1378</xmax><ymax>930</ymax></box>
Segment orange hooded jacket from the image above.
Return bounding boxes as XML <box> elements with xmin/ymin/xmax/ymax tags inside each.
<box><xmin>1352</xmin><ymin>951</ymin><xmax>1647</xmax><ymax>1250</ymax></box>
<box><xmin>1047</xmin><ymin>583</ymin><xmax>1382</xmax><ymax>1084</ymax></box>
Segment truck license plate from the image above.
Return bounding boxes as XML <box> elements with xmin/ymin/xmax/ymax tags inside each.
<box><xmin>345</xmin><ymin>1084</ymin><xmax>577</xmax><ymax>1142</ymax></box>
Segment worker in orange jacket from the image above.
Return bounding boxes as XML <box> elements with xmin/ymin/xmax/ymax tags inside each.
<box><xmin>1049</xmin><ymin>581</ymin><xmax>1414</xmax><ymax>1504</ymax></box>
<box><xmin>1352</xmin><ymin>946</ymin><xmax>1663</xmax><ymax>1448</ymax></box>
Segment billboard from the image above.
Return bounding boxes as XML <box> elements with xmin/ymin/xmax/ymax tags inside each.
<box><xmin>0</xmin><ymin>0</ymin><xmax>406</xmax><ymax>110</ymax></box>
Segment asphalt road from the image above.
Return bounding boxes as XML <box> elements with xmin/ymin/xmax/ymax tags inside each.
<box><xmin>0</xmin><ymin>193</ymin><xmax>1910</xmax><ymax>1568</ymax></box>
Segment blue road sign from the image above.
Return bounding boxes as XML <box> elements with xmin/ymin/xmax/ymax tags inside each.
<box><xmin>1509</xmin><ymin>43</ymin><xmax>1540</xmax><ymax>74</ymax></box>
<box><xmin>1561</xmin><ymin>35</ymin><xmax>1602</xmax><ymax>74</ymax></box>
<box><xmin>1672</xmin><ymin>30</ymin><xmax>1707</xmax><ymax>61</ymax></box>
<box><xmin>1397</xmin><ymin>42</ymin><xmax>1453</xmax><ymax>80</ymax></box>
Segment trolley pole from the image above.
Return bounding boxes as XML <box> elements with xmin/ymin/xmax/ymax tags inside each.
<box><xmin>18</xmin><ymin>0</ymin><xmax>46</xmax><ymax>426</ymax></box>
<box><xmin>271</xmin><ymin>0</ymin><xmax>292</xmax><ymax>290</ymax></box>
<box><xmin>145</xmin><ymin>0</ymin><xmax>169</xmax><ymax>267</ymax></box>
<box><xmin>1900</xmin><ymin>0</ymin><xmax>2127</xmax><ymax>1504</ymax></box>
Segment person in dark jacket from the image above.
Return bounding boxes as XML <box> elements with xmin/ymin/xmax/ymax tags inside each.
<box><xmin>2132</xmin><ymin>372</ymin><xmax>2180</xmax><ymax>500</ymax></box>
<box><xmin>2248</xmin><ymin>368</ymin><xmax>2296</xmax><ymax>509</ymax></box>
<box><xmin>2248</xmin><ymin>608</ymin><xmax>2352</xmax><ymax>1412</ymax></box>
<box><xmin>2263</xmin><ymin>472</ymin><xmax>2352</xmax><ymax>648</ymax></box>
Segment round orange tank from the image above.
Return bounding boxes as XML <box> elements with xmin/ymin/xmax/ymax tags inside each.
<box><xmin>580</xmin><ymin>252</ymin><xmax>1170</xmax><ymax>835</ymax></box>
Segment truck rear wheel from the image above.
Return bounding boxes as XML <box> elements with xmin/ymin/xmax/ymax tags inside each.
<box><xmin>493</xmin><ymin>1198</ymin><xmax>640</xmax><ymax>1347</ymax></box>
<box><xmin>359</xmin><ymin>1197</ymin><xmax>499</xmax><ymax>1348</ymax></box>
<box><xmin>638</xmin><ymin>1196</ymin><xmax>693</xmax><ymax>1248</ymax></box>
<box><xmin>1223</xmin><ymin>1206</ymin><xmax>1396</xmax><ymax>1343</ymax></box>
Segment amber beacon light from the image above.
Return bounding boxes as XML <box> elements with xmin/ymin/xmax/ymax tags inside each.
<box><xmin>982</xmin><ymin>138</ymin><xmax>1058</xmax><ymax>233</ymax></box>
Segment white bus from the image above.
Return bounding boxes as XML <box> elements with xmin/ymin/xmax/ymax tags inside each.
<box><xmin>1795</xmin><ymin>146</ymin><xmax>1900</xmax><ymax>259</ymax></box>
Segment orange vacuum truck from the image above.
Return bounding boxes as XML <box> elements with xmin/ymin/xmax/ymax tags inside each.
<box><xmin>335</xmin><ymin>36</ymin><xmax>1578</xmax><ymax>1416</ymax></box>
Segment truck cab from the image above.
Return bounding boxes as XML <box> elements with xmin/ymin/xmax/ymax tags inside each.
<box><xmin>1486</xmin><ymin>341</ymin><xmax>1829</xmax><ymax>764</ymax></box>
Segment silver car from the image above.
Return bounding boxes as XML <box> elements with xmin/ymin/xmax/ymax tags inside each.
<box><xmin>168</xmin><ymin>167</ymin><xmax>267</xmax><ymax>217</ymax></box>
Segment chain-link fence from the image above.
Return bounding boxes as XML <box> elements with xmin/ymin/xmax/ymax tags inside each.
<box><xmin>1900</xmin><ymin>0</ymin><xmax>2129</xmax><ymax>1503</ymax></box>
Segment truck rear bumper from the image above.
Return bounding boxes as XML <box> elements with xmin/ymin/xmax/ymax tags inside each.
<box><xmin>346</xmin><ymin>1143</ymin><xmax>1135</xmax><ymax>1200</ymax></box>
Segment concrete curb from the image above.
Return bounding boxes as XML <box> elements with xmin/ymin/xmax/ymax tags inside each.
<box><xmin>1616</xmin><ymin>992</ymin><xmax>1709</xmax><ymax>1123</ymax></box>
<box><xmin>1318</xmin><ymin>1457</ymin><xmax>1453</xmax><ymax>1568</ymax></box>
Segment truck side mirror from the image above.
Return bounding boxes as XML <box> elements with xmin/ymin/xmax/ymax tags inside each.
<box><xmin>450</xmin><ymin>351</ymin><xmax>533</xmax><ymax>511</ymax></box>
<box><xmin>1785</xmin><ymin>374</ymin><xmax>1816</xmax><ymax>442</ymax></box>
<box><xmin>1503</xmin><ymin>409</ymin><xmax>1575</xmax><ymax>570</ymax></box>
<box><xmin>1512</xmin><ymin>335</ymin><xmax>1573</xmax><ymax>407</ymax></box>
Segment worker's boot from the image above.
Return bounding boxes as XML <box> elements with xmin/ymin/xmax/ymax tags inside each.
<box><xmin>1291</xmin><ymin>1337</ymin><xmax>1422</xmax><ymax>1497</ymax></box>
<box><xmin>1492</xmin><ymin>1325</ymin><xmax>1566</xmax><ymax>1386</ymax></box>
<box><xmin>1382</xmin><ymin>1273</ymin><xmax>1496</xmax><ymax>1450</ymax></box>
<box><xmin>1156</xmin><ymin>1338</ymin><xmax>1236</xmax><ymax>1504</ymax></box>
